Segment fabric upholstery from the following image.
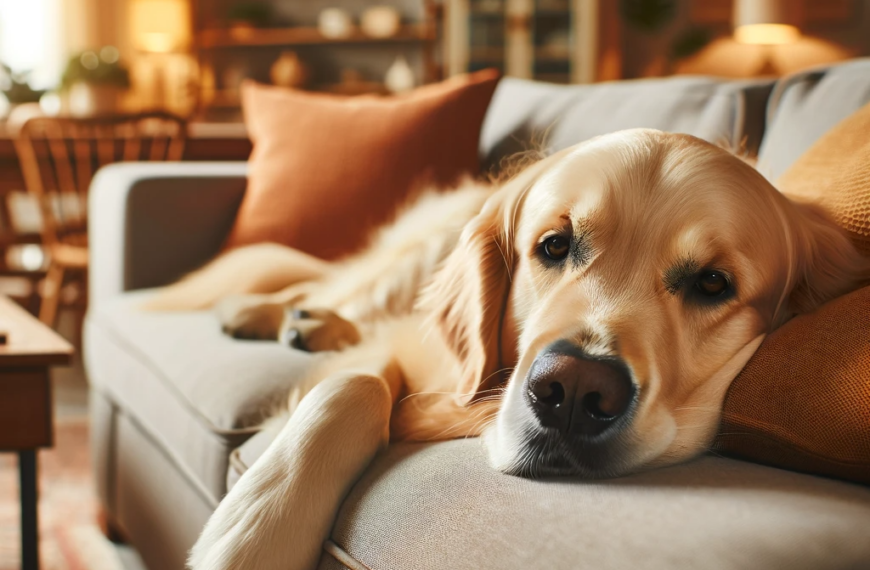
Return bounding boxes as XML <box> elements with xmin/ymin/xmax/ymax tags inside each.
<box><xmin>85</xmin><ymin>290</ymin><xmax>313</xmax><ymax>501</ymax></box>
<box><xmin>717</xmin><ymin>286</ymin><xmax>870</xmax><ymax>484</ymax></box>
<box><xmin>716</xmin><ymin>101</ymin><xmax>870</xmax><ymax>484</ymax></box>
<box><xmin>113</xmin><ymin>404</ymin><xmax>215</xmax><ymax>570</ymax></box>
<box><xmin>226</xmin><ymin>434</ymin><xmax>870</xmax><ymax>569</ymax></box>
<box><xmin>320</xmin><ymin>440</ymin><xmax>870</xmax><ymax>570</ymax></box>
<box><xmin>758</xmin><ymin>58</ymin><xmax>870</xmax><ymax>181</ymax></box>
<box><xmin>317</xmin><ymin>553</ymin><xmax>352</xmax><ymax>570</ymax></box>
<box><xmin>225</xmin><ymin>71</ymin><xmax>500</xmax><ymax>259</ymax></box>
<box><xmin>479</xmin><ymin>76</ymin><xmax>774</xmax><ymax>171</ymax></box>
<box><xmin>226</xmin><ymin>418</ymin><xmax>284</xmax><ymax>491</ymax></box>
<box><xmin>89</xmin><ymin>162</ymin><xmax>248</xmax><ymax>307</ymax></box>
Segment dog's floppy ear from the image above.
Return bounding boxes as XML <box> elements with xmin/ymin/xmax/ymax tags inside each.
<box><xmin>787</xmin><ymin>201</ymin><xmax>870</xmax><ymax>315</ymax></box>
<box><xmin>424</xmin><ymin>155</ymin><xmax>558</xmax><ymax>404</ymax></box>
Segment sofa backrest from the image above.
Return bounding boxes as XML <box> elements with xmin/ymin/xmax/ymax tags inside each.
<box><xmin>758</xmin><ymin>58</ymin><xmax>870</xmax><ymax>181</ymax></box>
<box><xmin>479</xmin><ymin>75</ymin><xmax>774</xmax><ymax>172</ymax></box>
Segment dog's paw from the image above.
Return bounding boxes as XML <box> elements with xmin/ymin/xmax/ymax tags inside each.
<box><xmin>216</xmin><ymin>296</ymin><xmax>286</xmax><ymax>341</ymax></box>
<box><xmin>279</xmin><ymin>308</ymin><xmax>361</xmax><ymax>352</ymax></box>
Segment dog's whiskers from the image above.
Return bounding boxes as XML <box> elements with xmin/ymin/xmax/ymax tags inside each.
<box><xmin>409</xmin><ymin>405</ymin><xmax>497</xmax><ymax>441</ymax></box>
<box><xmin>462</xmin><ymin>415</ymin><xmax>497</xmax><ymax>440</ymax></box>
<box><xmin>397</xmin><ymin>385</ymin><xmax>505</xmax><ymax>405</ymax></box>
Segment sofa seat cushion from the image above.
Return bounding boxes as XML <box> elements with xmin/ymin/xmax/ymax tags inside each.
<box><xmin>85</xmin><ymin>290</ymin><xmax>313</xmax><ymax>502</ymax></box>
<box><xmin>227</xmin><ymin>434</ymin><xmax>870</xmax><ymax>570</ymax></box>
<box><xmin>326</xmin><ymin>440</ymin><xmax>870</xmax><ymax>570</ymax></box>
<box><xmin>480</xmin><ymin>76</ymin><xmax>774</xmax><ymax>170</ymax></box>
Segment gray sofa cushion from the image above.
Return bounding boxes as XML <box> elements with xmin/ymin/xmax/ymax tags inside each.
<box><xmin>227</xmin><ymin>434</ymin><xmax>870</xmax><ymax>570</ymax></box>
<box><xmin>759</xmin><ymin>58</ymin><xmax>870</xmax><ymax>181</ymax></box>
<box><xmin>480</xmin><ymin>76</ymin><xmax>774</xmax><ymax>171</ymax></box>
<box><xmin>321</xmin><ymin>440</ymin><xmax>870</xmax><ymax>570</ymax></box>
<box><xmin>85</xmin><ymin>291</ymin><xmax>312</xmax><ymax>501</ymax></box>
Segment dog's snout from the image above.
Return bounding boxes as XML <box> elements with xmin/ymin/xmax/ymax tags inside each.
<box><xmin>525</xmin><ymin>342</ymin><xmax>636</xmax><ymax>438</ymax></box>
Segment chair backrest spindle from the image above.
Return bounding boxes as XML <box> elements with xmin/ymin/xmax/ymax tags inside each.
<box><xmin>122</xmin><ymin>122</ymin><xmax>141</xmax><ymax>162</ymax></box>
<box><xmin>13</xmin><ymin>112</ymin><xmax>187</xmax><ymax>246</ymax></box>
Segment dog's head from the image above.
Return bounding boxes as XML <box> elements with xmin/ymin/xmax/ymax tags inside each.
<box><xmin>429</xmin><ymin>129</ymin><xmax>870</xmax><ymax>478</ymax></box>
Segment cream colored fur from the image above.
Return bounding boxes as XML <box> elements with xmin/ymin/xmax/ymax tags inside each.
<box><xmin>144</xmin><ymin>130</ymin><xmax>870</xmax><ymax>570</ymax></box>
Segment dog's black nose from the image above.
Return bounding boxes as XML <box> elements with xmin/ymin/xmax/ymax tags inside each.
<box><xmin>525</xmin><ymin>342</ymin><xmax>636</xmax><ymax>438</ymax></box>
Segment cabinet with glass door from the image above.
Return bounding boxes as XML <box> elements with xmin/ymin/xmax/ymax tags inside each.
<box><xmin>446</xmin><ymin>0</ymin><xmax>598</xmax><ymax>83</ymax></box>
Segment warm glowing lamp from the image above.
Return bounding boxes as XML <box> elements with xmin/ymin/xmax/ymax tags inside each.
<box><xmin>733</xmin><ymin>0</ymin><xmax>800</xmax><ymax>46</ymax></box>
<box><xmin>130</xmin><ymin>0</ymin><xmax>191</xmax><ymax>54</ymax></box>
<box><xmin>130</xmin><ymin>0</ymin><xmax>191</xmax><ymax>111</ymax></box>
<box><xmin>733</xmin><ymin>0</ymin><xmax>800</xmax><ymax>76</ymax></box>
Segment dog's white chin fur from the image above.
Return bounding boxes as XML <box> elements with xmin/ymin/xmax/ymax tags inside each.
<box><xmin>483</xmin><ymin>372</ymin><xmax>536</xmax><ymax>474</ymax></box>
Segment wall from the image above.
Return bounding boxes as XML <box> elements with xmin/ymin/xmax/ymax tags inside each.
<box><xmin>60</xmin><ymin>0</ymin><xmax>197</xmax><ymax>114</ymax></box>
<box><xmin>62</xmin><ymin>0</ymin><xmax>132</xmax><ymax>55</ymax></box>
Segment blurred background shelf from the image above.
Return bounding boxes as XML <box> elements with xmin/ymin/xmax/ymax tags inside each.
<box><xmin>198</xmin><ymin>23</ymin><xmax>437</xmax><ymax>49</ymax></box>
<box><xmin>191</xmin><ymin>0</ymin><xmax>443</xmax><ymax>120</ymax></box>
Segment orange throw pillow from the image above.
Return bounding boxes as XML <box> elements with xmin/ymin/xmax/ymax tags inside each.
<box><xmin>225</xmin><ymin>70</ymin><xmax>500</xmax><ymax>259</ymax></box>
<box><xmin>715</xmin><ymin>102</ymin><xmax>870</xmax><ymax>484</ymax></box>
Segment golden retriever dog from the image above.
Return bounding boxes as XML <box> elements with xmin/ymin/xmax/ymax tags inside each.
<box><xmin>147</xmin><ymin>129</ymin><xmax>869</xmax><ymax>570</ymax></box>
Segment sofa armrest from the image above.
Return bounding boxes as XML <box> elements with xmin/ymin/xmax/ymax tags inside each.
<box><xmin>89</xmin><ymin>162</ymin><xmax>248</xmax><ymax>307</ymax></box>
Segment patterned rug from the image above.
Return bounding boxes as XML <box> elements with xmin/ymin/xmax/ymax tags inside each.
<box><xmin>0</xmin><ymin>418</ymin><xmax>124</xmax><ymax>570</ymax></box>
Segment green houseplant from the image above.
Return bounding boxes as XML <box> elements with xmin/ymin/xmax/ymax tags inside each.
<box><xmin>61</xmin><ymin>48</ymin><xmax>131</xmax><ymax>115</ymax></box>
<box><xmin>0</xmin><ymin>64</ymin><xmax>45</xmax><ymax>105</ymax></box>
<box><xmin>227</xmin><ymin>2</ymin><xmax>272</xmax><ymax>28</ymax></box>
<box><xmin>61</xmin><ymin>50</ymin><xmax>131</xmax><ymax>91</ymax></box>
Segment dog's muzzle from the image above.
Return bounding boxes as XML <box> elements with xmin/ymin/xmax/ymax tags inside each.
<box><xmin>524</xmin><ymin>340</ymin><xmax>637</xmax><ymax>439</ymax></box>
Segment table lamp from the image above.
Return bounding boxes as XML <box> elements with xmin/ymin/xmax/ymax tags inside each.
<box><xmin>734</xmin><ymin>0</ymin><xmax>800</xmax><ymax>75</ymax></box>
<box><xmin>130</xmin><ymin>0</ymin><xmax>191</xmax><ymax>109</ymax></box>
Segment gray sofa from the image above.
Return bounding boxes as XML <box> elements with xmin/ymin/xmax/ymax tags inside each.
<box><xmin>85</xmin><ymin>60</ymin><xmax>870</xmax><ymax>570</ymax></box>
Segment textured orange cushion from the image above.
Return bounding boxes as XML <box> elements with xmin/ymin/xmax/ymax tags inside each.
<box><xmin>225</xmin><ymin>70</ymin><xmax>500</xmax><ymax>259</ymax></box>
<box><xmin>716</xmin><ymin>102</ymin><xmax>870</xmax><ymax>484</ymax></box>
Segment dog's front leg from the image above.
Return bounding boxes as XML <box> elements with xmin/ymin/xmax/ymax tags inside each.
<box><xmin>188</xmin><ymin>372</ymin><xmax>393</xmax><ymax>570</ymax></box>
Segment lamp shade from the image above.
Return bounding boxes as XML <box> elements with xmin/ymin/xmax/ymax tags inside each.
<box><xmin>130</xmin><ymin>0</ymin><xmax>191</xmax><ymax>53</ymax></box>
<box><xmin>734</xmin><ymin>0</ymin><xmax>800</xmax><ymax>45</ymax></box>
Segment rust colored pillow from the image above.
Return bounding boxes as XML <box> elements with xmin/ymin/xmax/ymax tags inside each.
<box><xmin>225</xmin><ymin>70</ymin><xmax>500</xmax><ymax>259</ymax></box>
<box><xmin>716</xmin><ymin>102</ymin><xmax>870</xmax><ymax>484</ymax></box>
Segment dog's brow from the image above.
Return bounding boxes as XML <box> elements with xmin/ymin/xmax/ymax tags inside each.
<box><xmin>570</xmin><ymin>217</ymin><xmax>593</xmax><ymax>268</ymax></box>
<box><xmin>663</xmin><ymin>258</ymin><xmax>699</xmax><ymax>295</ymax></box>
<box><xmin>570</xmin><ymin>233</ymin><xmax>591</xmax><ymax>268</ymax></box>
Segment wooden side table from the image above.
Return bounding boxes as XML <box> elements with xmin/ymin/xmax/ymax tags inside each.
<box><xmin>0</xmin><ymin>296</ymin><xmax>73</xmax><ymax>570</ymax></box>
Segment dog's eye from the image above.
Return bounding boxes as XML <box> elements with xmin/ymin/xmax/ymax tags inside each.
<box><xmin>695</xmin><ymin>271</ymin><xmax>729</xmax><ymax>296</ymax></box>
<box><xmin>542</xmin><ymin>235</ymin><xmax>570</xmax><ymax>261</ymax></box>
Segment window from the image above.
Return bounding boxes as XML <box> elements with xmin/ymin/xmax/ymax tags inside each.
<box><xmin>0</xmin><ymin>0</ymin><xmax>62</xmax><ymax>89</ymax></box>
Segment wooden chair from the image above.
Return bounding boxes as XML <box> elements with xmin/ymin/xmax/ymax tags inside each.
<box><xmin>14</xmin><ymin>113</ymin><xmax>187</xmax><ymax>325</ymax></box>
